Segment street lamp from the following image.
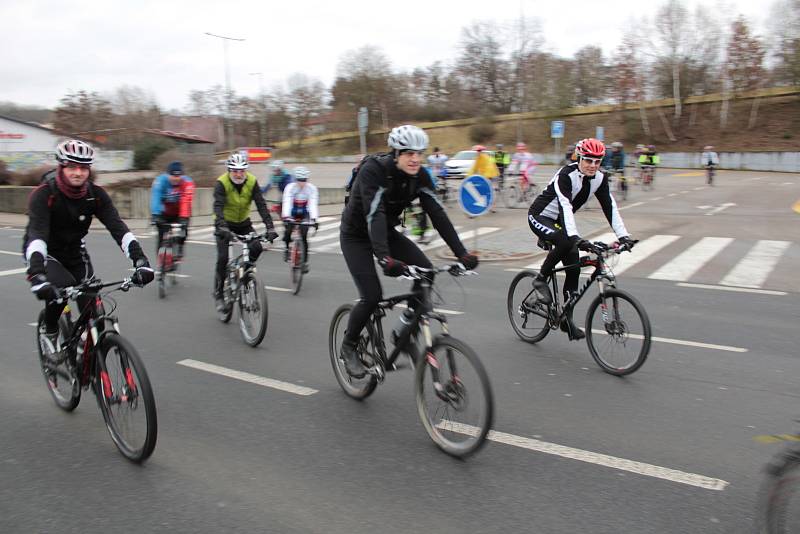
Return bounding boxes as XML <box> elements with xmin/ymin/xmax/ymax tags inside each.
<box><xmin>249</xmin><ymin>72</ymin><xmax>267</xmax><ymax>146</ymax></box>
<box><xmin>205</xmin><ymin>32</ymin><xmax>245</xmax><ymax>150</ymax></box>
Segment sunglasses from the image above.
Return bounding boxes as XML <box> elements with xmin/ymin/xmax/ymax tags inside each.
<box><xmin>581</xmin><ymin>157</ymin><xmax>603</xmax><ymax>165</ymax></box>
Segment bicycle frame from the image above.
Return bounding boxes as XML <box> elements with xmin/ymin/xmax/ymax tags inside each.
<box><xmin>542</xmin><ymin>249</ymin><xmax>618</xmax><ymax>324</ymax></box>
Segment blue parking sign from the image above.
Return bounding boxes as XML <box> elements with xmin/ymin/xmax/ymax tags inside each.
<box><xmin>459</xmin><ymin>175</ymin><xmax>493</xmax><ymax>217</ymax></box>
<box><xmin>551</xmin><ymin>120</ymin><xmax>565</xmax><ymax>139</ymax></box>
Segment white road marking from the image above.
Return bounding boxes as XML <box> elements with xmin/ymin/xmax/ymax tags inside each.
<box><xmin>0</xmin><ymin>267</ymin><xmax>27</xmax><ymax>277</ymax></box>
<box><xmin>610</xmin><ymin>234</ymin><xmax>680</xmax><ymax>276</ymax></box>
<box><xmin>177</xmin><ymin>359</ymin><xmax>318</xmax><ymax>396</ymax></box>
<box><xmin>618</xmin><ymin>201</ymin><xmax>644</xmax><ymax>210</ymax></box>
<box><xmin>693</xmin><ymin>186</ymin><xmax>707</xmax><ymax>191</ymax></box>
<box><xmin>0</xmin><ymin>249</ymin><xmax>21</xmax><ymax>256</ymax></box>
<box><xmin>436</xmin><ymin>422</ymin><xmax>728</xmax><ymax>491</ymax></box>
<box><xmin>186</xmin><ymin>240</ymin><xmax>215</xmax><ymax>246</ymax></box>
<box><xmin>128</xmin><ymin>267</ymin><xmax>190</xmax><ymax>278</ymax></box>
<box><xmin>719</xmin><ymin>240</ymin><xmax>791</xmax><ymax>288</ymax></box>
<box><xmin>27</xmin><ymin>322</ymin><xmax>37</xmax><ymax>327</ymax></box>
<box><xmin>648</xmin><ymin>237</ymin><xmax>733</xmax><ymax>282</ymax></box>
<box><xmin>680</xmin><ymin>190</ymin><xmax>690</xmax><ymax>193</ymax></box>
<box><xmin>395</xmin><ymin>302</ymin><xmax>463</xmax><ymax>316</ymax></box>
<box><xmin>705</xmin><ymin>202</ymin><xmax>736</xmax><ymax>216</ymax></box>
<box><xmin>420</xmin><ymin>227</ymin><xmax>501</xmax><ymax>251</ymax></box>
<box><xmin>651</xmin><ymin>196</ymin><xmax>664</xmax><ymax>201</ymax></box>
<box><xmin>264</xmin><ymin>285</ymin><xmax>293</xmax><ymax>292</ymax></box>
<box><xmin>590</xmin><ymin>329</ymin><xmax>747</xmax><ymax>352</ymax></box>
<box><xmin>676</xmin><ymin>282</ymin><xmax>787</xmax><ymax>296</ymax></box>
<box><xmin>667</xmin><ymin>193</ymin><xmax>678</xmax><ymax>197</ymax></box>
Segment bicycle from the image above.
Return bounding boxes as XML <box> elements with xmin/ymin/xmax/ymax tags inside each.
<box><xmin>705</xmin><ymin>164</ymin><xmax>716</xmax><ymax>186</ymax></box>
<box><xmin>436</xmin><ymin>178</ymin><xmax>452</xmax><ymax>207</ymax></box>
<box><xmin>36</xmin><ymin>277</ymin><xmax>157</xmax><ymax>462</ymax></box>
<box><xmin>216</xmin><ymin>231</ymin><xmax>271</xmax><ymax>347</ymax></box>
<box><xmin>285</xmin><ymin>220</ymin><xmax>317</xmax><ymax>295</ymax></box>
<box><xmin>155</xmin><ymin>222</ymin><xmax>185</xmax><ymax>299</ymax></box>
<box><xmin>328</xmin><ymin>264</ymin><xmax>494</xmax><ymax>457</ymax></box>
<box><xmin>757</xmin><ymin>423</ymin><xmax>800</xmax><ymax>534</ymax></box>
<box><xmin>641</xmin><ymin>165</ymin><xmax>655</xmax><ymax>191</ymax></box>
<box><xmin>605</xmin><ymin>168</ymin><xmax>628</xmax><ymax>201</ymax></box>
<box><xmin>501</xmin><ymin>175</ymin><xmax>539</xmax><ymax>209</ymax></box>
<box><xmin>507</xmin><ymin>239</ymin><xmax>652</xmax><ymax>376</ymax></box>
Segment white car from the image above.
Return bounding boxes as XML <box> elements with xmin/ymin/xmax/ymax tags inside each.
<box><xmin>444</xmin><ymin>150</ymin><xmax>494</xmax><ymax>179</ymax></box>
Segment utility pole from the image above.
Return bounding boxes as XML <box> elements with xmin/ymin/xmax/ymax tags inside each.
<box><xmin>249</xmin><ymin>71</ymin><xmax>267</xmax><ymax>146</ymax></box>
<box><xmin>205</xmin><ymin>32</ymin><xmax>245</xmax><ymax>150</ymax></box>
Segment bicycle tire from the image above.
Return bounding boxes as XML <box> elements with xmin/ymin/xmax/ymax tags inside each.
<box><xmin>415</xmin><ymin>335</ymin><xmax>493</xmax><ymax>458</ymax></box>
<box><xmin>507</xmin><ymin>270</ymin><xmax>551</xmax><ymax>344</ymax></box>
<box><xmin>95</xmin><ymin>333</ymin><xmax>157</xmax><ymax>463</ymax></box>
<box><xmin>585</xmin><ymin>288</ymin><xmax>651</xmax><ymax>376</ymax></box>
<box><xmin>328</xmin><ymin>304</ymin><xmax>378</xmax><ymax>399</ymax></box>
<box><xmin>36</xmin><ymin>310</ymin><xmax>81</xmax><ymax>411</ymax></box>
<box><xmin>238</xmin><ymin>272</ymin><xmax>268</xmax><ymax>347</ymax></box>
<box><xmin>291</xmin><ymin>240</ymin><xmax>303</xmax><ymax>295</ymax></box>
<box><xmin>758</xmin><ymin>446</ymin><xmax>800</xmax><ymax>534</ymax></box>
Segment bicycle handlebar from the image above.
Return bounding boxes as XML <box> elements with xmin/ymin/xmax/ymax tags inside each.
<box><xmin>56</xmin><ymin>277</ymin><xmax>134</xmax><ymax>302</ymax></box>
<box><xmin>401</xmin><ymin>263</ymin><xmax>477</xmax><ymax>280</ymax></box>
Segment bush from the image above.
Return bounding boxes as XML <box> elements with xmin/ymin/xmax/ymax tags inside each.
<box><xmin>133</xmin><ymin>139</ymin><xmax>172</xmax><ymax>170</ymax></box>
<box><xmin>11</xmin><ymin>165</ymin><xmax>54</xmax><ymax>186</ymax></box>
<box><xmin>469</xmin><ymin>122</ymin><xmax>497</xmax><ymax>144</ymax></box>
<box><xmin>0</xmin><ymin>160</ymin><xmax>11</xmax><ymax>185</ymax></box>
<box><xmin>152</xmin><ymin>149</ymin><xmax>218</xmax><ymax>187</ymax></box>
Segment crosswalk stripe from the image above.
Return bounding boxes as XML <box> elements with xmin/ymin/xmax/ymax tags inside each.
<box><xmin>719</xmin><ymin>240</ymin><xmax>791</xmax><ymax>288</ymax></box>
<box><xmin>649</xmin><ymin>237</ymin><xmax>733</xmax><ymax>282</ymax></box>
<box><xmin>420</xmin><ymin>227</ymin><xmax>501</xmax><ymax>251</ymax></box>
<box><xmin>0</xmin><ymin>267</ymin><xmax>27</xmax><ymax>277</ymax></box>
<box><xmin>611</xmin><ymin>235</ymin><xmax>680</xmax><ymax>276</ymax></box>
<box><xmin>309</xmin><ymin>231</ymin><xmax>341</xmax><ymax>244</ymax></box>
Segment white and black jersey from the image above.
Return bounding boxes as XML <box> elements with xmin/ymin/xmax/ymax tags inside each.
<box><xmin>529</xmin><ymin>163</ymin><xmax>628</xmax><ymax>239</ymax></box>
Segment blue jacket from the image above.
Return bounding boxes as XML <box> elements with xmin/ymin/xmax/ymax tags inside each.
<box><xmin>151</xmin><ymin>173</ymin><xmax>195</xmax><ymax>217</ymax></box>
<box><xmin>262</xmin><ymin>171</ymin><xmax>293</xmax><ymax>193</ymax></box>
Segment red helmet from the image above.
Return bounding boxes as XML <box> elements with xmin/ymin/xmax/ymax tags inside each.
<box><xmin>575</xmin><ymin>138</ymin><xmax>606</xmax><ymax>158</ymax></box>
<box><xmin>472</xmin><ymin>145</ymin><xmax>486</xmax><ymax>152</ymax></box>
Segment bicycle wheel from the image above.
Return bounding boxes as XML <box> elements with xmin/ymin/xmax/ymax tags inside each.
<box><xmin>585</xmin><ymin>288</ymin><xmax>651</xmax><ymax>376</ymax></box>
<box><xmin>507</xmin><ymin>270</ymin><xmax>551</xmax><ymax>343</ymax></box>
<box><xmin>36</xmin><ymin>310</ymin><xmax>81</xmax><ymax>411</ymax></box>
<box><xmin>290</xmin><ymin>240</ymin><xmax>303</xmax><ymax>295</ymax></box>
<box><xmin>759</xmin><ymin>446</ymin><xmax>800</xmax><ymax>534</ymax></box>
<box><xmin>502</xmin><ymin>184</ymin><xmax>515</xmax><ymax>208</ymax></box>
<box><xmin>95</xmin><ymin>333</ymin><xmax>157</xmax><ymax>462</ymax></box>
<box><xmin>328</xmin><ymin>304</ymin><xmax>378</xmax><ymax>399</ymax></box>
<box><xmin>238</xmin><ymin>272</ymin><xmax>268</xmax><ymax>346</ymax></box>
<box><xmin>216</xmin><ymin>275</ymin><xmax>233</xmax><ymax>323</ymax></box>
<box><xmin>157</xmin><ymin>245</ymin><xmax>168</xmax><ymax>299</ymax></box>
<box><xmin>415</xmin><ymin>335</ymin><xmax>494</xmax><ymax>458</ymax></box>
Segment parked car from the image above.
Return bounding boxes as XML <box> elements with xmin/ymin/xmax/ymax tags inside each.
<box><xmin>444</xmin><ymin>150</ymin><xmax>494</xmax><ymax>179</ymax></box>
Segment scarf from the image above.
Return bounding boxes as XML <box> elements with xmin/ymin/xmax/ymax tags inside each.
<box><xmin>55</xmin><ymin>167</ymin><xmax>90</xmax><ymax>199</ymax></box>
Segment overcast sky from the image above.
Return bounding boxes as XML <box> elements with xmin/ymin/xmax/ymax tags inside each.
<box><xmin>0</xmin><ymin>0</ymin><xmax>770</xmax><ymax>112</ymax></box>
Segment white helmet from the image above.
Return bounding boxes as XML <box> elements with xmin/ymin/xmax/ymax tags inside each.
<box><xmin>56</xmin><ymin>139</ymin><xmax>95</xmax><ymax>165</ymax></box>
<box><xmin>270</xmin><ymin>159</ymin><xmax>284</xmax><ymax>170</ymax></box>
<box><xmin>387</xmin><ymin>125</ymin><xmax>428</xmax><ymax>152</ymax></box>
<box><xmin>227</xmin><ymin>152</ymin><xmax>249</xmax><ymax>170</ymax></box>
<box><xmin>293</xmin><ymin>166</ymin><xmax>310</xmax><ymax>181</ymax></box>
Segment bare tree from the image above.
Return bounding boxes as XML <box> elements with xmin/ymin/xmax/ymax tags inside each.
<box><xmin>652</xmin><ymin>0</ymin><xmax>693</xmax><ymax>119</ymax></box>
<box><xmin>286</xmin><ymin>74</ymin><xmax>327</xmax><ymax>143</ymax></box>
<box><xmin>767</xmin><ymin>0</ymin><xmax>800</xmax><ymax>86</ymax></box>
<box><xmin>456</xmin><ymin>21</ymin><xmax>514</xmax><ymax>113</ymax></box>
<box><xmin>53</xmin><ymin>90</ymin><xmax>114</xmax><ymax>134</ymax></box>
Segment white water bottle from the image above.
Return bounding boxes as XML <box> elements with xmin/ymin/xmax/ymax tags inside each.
<box><xmin>391</xmin><ymin>308</ymin><xmax>415</xmax><ymax>345</ymax></box>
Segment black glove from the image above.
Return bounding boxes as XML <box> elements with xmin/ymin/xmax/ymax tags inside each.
<box><xmin>618</xmin><ymin>236</ymin><xmax>634</xmax><ymax>250</ymax></box>
<box><xmin>575</xmin><ymin>238</ymin><xmax>597</xmax><ymax>253</ymax></box>
<box><xmin>29</xmin><ymin>273</ymin><xmax>58</xmax><ymax>301</ymax></box>
<box><xmin>263</xmin><ymin>230</ymin><xmax>279</xmax><ymax>243</ymax></box>
<box><xmin>313</xmin><ymin>220</ymin><xmax>319</xmax><ymax>231</ymax></box>
<box><xmin>458</xmin><ymin>253</ymin><xmax>479</xmax><ymax>270</ymax></box>
<box><xmin>379</xmin><ymin>256</ymin><xmax>407</xmax><ymax>277</ymax></box>
<box><xmin>152</xmin><ymin>214</ymin><xmax>165</xmax><ymax>226</ymax></box>
<box><xmin>131</xmin><ymin>258</ymin><xmax>155</xmax><ymax>286</ymax></box>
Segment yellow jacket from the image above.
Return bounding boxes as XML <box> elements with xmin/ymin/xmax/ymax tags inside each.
<box><xmin>468</xmin><ymin>153</ymin><xmax>499</xmax><ymax>179</ymax></box>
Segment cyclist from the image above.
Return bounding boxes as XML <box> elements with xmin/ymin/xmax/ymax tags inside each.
<box><xmin>604</xmin><ymin>141</ymin><xmax>626</xmax><ymax>188</ymax></box>
<box><xmin>150</xmin><ymin>161</ymin><xmax>194</xmax><ymax>262</ymax></box>
<box><xmin>527</xmin><ymin>138</ymin><xmax>634</xmax><ymax>341</ymax></box>
<box><xmin>468</xmin><ymin>145</ymin><xmax>500</xmax><ymax>212</ymax></box>
<box><xmin>213</xmin><ymin>153</ymin><xmax>279</xmax><ymax>311</ymax></box>
<box><xmin>281</xmin><ymin>166</ymin><xmax>319</xmax><ymax>272</ymax></box>
<box><xmin>24</xmin><ymin>139</ymin><xmax>154</xmax><ymax>354</ymax></box>
<box><xmin>701</xmin><ymin>145</ymin><xmax>719</xmax><ymax>185</ymax></box>
<box><xmin>563</xmin><ymin>144</ymin><xmax>576</xmax><ymax>166</ymax></box>
<box><xmin>494</xmin><ymin>144</ymin><xmax>510</xmax><ymax>183</ymax></box>
<box><xmin>262</xmin><ymin>159</ymin><xmax>293</xmax><ymax>214</ymax></box>
<box><xmin>512</xmin><ymin>142</ymin><xmax>537</xmax><ymax>193</ymax></box>
<box><xmin>638</xmin><ymin>145</ymin><xmax>660</xmax><ymax>185</ymax></box>
<box><xmin>338</xmin><ymin>124</ymin><xmax>478</xmax><ymax>378</ymax></box>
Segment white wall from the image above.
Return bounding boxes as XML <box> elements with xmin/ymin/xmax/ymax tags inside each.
<box><xmin>0</xmin><ymin>116</ymin><xmax>61</xmax><ymax>152</ymax></box>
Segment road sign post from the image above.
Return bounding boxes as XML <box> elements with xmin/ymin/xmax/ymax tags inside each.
<box><xmin>358</xmin><ymin>107</ymin><xmax>368</xmax><ymax>155</ymax></box>
<box><xmin>459</xmin><ymin>175</ymin><xmax>493</xmax><ymax>252</ymax></box>
<box><xmin>551</xmin><ymin>120</ymin><xmax>565</xmax><ymax>159</ymax></box>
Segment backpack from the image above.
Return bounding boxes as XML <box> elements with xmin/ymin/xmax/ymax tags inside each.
<box><xmin>344</xmin><ymin>152</ymin><xmax>391</xmax><ymax>205</ymax></box>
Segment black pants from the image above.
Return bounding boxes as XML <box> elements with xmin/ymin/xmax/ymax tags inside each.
<box><xmin>340</xmin><ymin>229</ymin><xmax>432</xmax><ymax>344</ymax></box>
<box><xmin>527</xmin><ymin>211</ymin><xmax>580</xmax><ymax>299</ymax></box>
<box><xmin>283</xmin><ymin>221</ymin><xmax>309</xmax><ymax>259</ymax></box>
<box><xmin>214</xmin><ymin>221</ymin><xmax>263</xmax><ymax>295</ymax></box>
<box><xmin>156</xmin><ymin>216</ymin><xmax>188</xmax><ymax>257</ymax></box>
<box><xmin>42</xmin><ymin>253</ymin><xmax>94</xmax><ymax>333</ymax></box>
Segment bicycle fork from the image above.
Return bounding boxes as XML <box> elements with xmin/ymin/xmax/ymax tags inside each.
<box><xmin>420</xmin><ymin>318</ymin><xmax>460</xmax><ymax>403</ymax></box>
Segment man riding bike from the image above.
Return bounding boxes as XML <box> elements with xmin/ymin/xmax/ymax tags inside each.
<box><xmin>262</xmin><ymin>159</ymin><xmax>293</xmax><ymax>214</ymax></box>
<box><xmin>213</xmin><ymin>152</ymin><xmax>279</xmax><ymax>312</ymax></box>
<box><xmin>150</xmin><ymin>161</ymin><xmax>194</xmax><ymax>262</ymax></box>
<box><xmin>701</xmin><ymin>145</ymin><xmax>719</xmax><ymax>185</ymax></box>
<box><xmin>527</xmin><ymin>138</ymin><xmax>634</xmax><ymax>341</ymax></box>
<box><xmin>512</xmin><ymin>142</ymin><xmax>537</xmax><ymax>193</ymax></box>
<box><xmin>494</xmin><ymin>144</ymin><xmax>510</xmax><ymax>182</ymax></box>
<box><xmin>24</xmin><ymin>139</ymin><xmax>154</xmax><ymax>354</ymax></box>
<box><xmin>281</xmin><ymin>166</ymin><xmax>319</xmax><ymax>272</ymax></box>
<box><xmin>338</xmin><ymin>124</ymin><xmax>478</xmax><ymax>378</ymax></box>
